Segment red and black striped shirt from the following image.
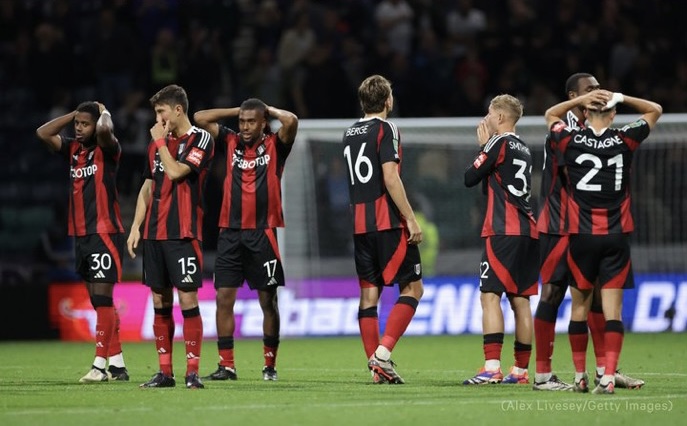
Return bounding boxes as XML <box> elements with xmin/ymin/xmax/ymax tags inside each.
<box><xmin>551</xmin><ymin>118</ymin><xmax>651</xmax><ymax>234</ymax></box>
<box><xmin>216</xmin><ymin>126</ymin><xmax>292</xmax><ymax>229</ymax></box>
<box><xmin>342</xmin><ymin>117</ymin><xmax>404</xmax><ymax>234</ymax></box>
<box><xmin>537</xmin><ymin>111</ymin><xmax>581</xmax><ymax>235</ymax></box>
<box><xmin>143</xmin><ymin>127</ymin><xmax>214</xmax><ymax>240</ymax></box>
<box><xmin>59</xmin><ymin>137</ymin><xmax>124</xmax><ymax>236</ymax></box>
<box><xmin>464</xmin><ymin>133</ymin><xmax>537</xmax><ymax>238</ymax></box>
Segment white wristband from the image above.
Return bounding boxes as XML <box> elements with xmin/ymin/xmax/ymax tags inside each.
<box><xmin>101</xmin><ymin>110</ymin><xmax>111</xmax><ymax>116</ymax></box>
<box><xmin>604</xmin><ymin>93</ymin><xmax>624</xmax><ymax>110</ymax></box>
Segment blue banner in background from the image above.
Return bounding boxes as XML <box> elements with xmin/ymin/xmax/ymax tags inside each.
<box><xmin>403</xmin><ymin>274</ymin><xmax>686</xmax><ymax>335</ymax></box>
<box><xmin>276</xmin><ymin>274</ymin><xmax>686</xmax><ymax>336</ymax></box>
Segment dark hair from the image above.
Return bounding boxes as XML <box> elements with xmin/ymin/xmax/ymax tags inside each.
<box><xmin>76</xmin><ymin>101</ymin><xmax>100</xmax><ymax>120</ymax></box>
<box><xmin>358</xmin><ymin>75</ymin><xmax>391</xmax><ymax>114</ymax></box>
<box><xmin>240</xmin><ymin>98</ymin><xmax>268</xmax><ymax>115</ymax></box>
<box><xmin>149</xmin><ymin>84</ymin><xmax>189</xmax><ymax>113</ymax></box>
<box><xmin>565</xmin><ymin>73</ymin><xmax>594</xmax><ymax>95</ymax></box>
<box><xmin>240</xmin><ymin>98</ymin><xmax>271</xmax><ymax>133</ymax></box>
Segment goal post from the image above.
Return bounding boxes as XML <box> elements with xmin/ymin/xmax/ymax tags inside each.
<box><xmin>280</xmin><ymin>114</ymin><xmax>687</xmax><ymax>279</ymax></box>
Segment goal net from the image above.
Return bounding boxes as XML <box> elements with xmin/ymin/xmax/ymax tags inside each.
<box><xmin>280</xmin><ymin>114</ymin><xmax>687</xmax><ymax>280</ymax></box>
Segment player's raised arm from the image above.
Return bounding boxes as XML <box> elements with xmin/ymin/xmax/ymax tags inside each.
<box><xmin>36</xmin><ymin>111</ymin><xmax>75</xmax><ymax>152</ymax></box>
<box><xmin>95</xmin><ymin>102</ymin><xmax>117</xmax><ymax>148</ymax></box>
<box><xmin>544</xmin><ymin>90</ymin><xmax>612</xmax><ymax>129</ymax></box>
<box><xmin>193</xmin><ymin>107</ymin><xmax>240</xmax><ymax>140</ymax></box>
<box><xmin>150</xmin><ymin>121</ymin><xmax>192</xmax><ymax>182</ymax></box>
<box><xmin>604</xmin><ymin>94</ymin><xmax>663</xmax><ymax>129</ymax></box>
<box><xmin>267</xmin><ymin>105</ymin><xmax>299</xmax><ymax>145</ymax></box>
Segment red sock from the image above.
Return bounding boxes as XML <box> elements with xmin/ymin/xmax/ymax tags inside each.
<box><xmin>263</xmin><ymin>346</ymin><xmax>278</xmax><ymax>368</ymax></box>
<box><xmin>183</xmin><ymin>313</ymin><xmax>203</xmax><ymax>376</ymax></box>
<box><xmin>604</xmin><ymin>320</ymin><xmax>624</xmax><ymax>376</ymax></box>
<box><xmin>95</xmin><ymin>306</ymin><xmax>115</xmax><ymax>359</ymax></box>
<box><xmin>153</xmin><ymin>313</ymin><xmax>174</xmax><ymax>376</ymax></box>
<box><xmin>514</xmin><ymin>341</ymin><xmax>532</xmax><ymax>369</ymax></box>
<box><xmin>484</xmin><ymin>342</ymin><xmax>503</xmax><ymax>362</ymax></box>
<box><xmin>380</xmin><ymin>297</ymin><xmax>417</xmax><ymax>352</ymax></box>
<box><xmin>568</xmin><ymin>321</ymin><xmax>588</xmax><ymax>373</ymax></box>
<box><xmin>107</xmin><ymin>308</ymin><xmax>123</xmax><ymax>357</ymax></box>
<box><xmin>358</xmin><ymin>317</ymin><xmax>379</xmax><ymax>358</ymax></box>
<box><xmin>219</xmin><ymin>348</ymin><xmax>235</xmax><ymax>368</ymax></box>
<box><xmin>534</xmin><ymin>317</ymin><xmax>555</xmax><ymax>374</ymax></box>
<box><xmin>588</xmin><ymin>311</ymin><xmax>606</xmax><ymax>371</ymax></box>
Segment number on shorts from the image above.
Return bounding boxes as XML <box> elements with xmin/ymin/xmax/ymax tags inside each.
<box><xmin>263</xmin><ymin>259</ymin><xmax>277</xmax><ymax>277</ymax></box>
<box><xmin>90</xmin><ymin>253</ymin><xmax>112</xmax><ymax>270</ymax></box>
<box><xmin>178</xmin><ymin>257</ymin><xmax>197</xmax><ymax>275</ymax></box>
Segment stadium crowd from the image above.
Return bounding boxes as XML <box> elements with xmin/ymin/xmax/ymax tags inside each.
<box><xmin>1</xmin><ymin>0</ymin><xmax>686</xmax><ymax>261</ymax></box>
<box><xmin>1</xmin><ymin>0</ymin><xmax>686</xmax><ymax>130</ymax></box>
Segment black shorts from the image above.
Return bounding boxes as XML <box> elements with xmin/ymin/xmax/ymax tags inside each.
<box><xmin>214</xmin><ymin>228</ymin><xmax>285</xmax><ymax>290</ymax></box>
<box><xmin>353</xmin><ymin>228</ymin><xmax>422</xmax><ymax>287</ymax></box>
<box><xmin>480</xmin><ymin>235</ymin><xmax>539</xmax><ymax>296</ymax></box>
<box><xmin>74</xmin><ymin>233</ymin><xmax>124</xmax><ymax>283</ymax></box>
<box><xmin>143</xmin><ymin>239</ymin><xmax>203</xmax><ymax>290</ymax></box>
<box><xmin>567</xmin><ymin>233</ymin><xmax>634</xmax><ymax>291</ymax></box>
<box><xmin>539</xmin><ymin>233</ymin><xmax>570</xmax><ymax>286</ymax></box>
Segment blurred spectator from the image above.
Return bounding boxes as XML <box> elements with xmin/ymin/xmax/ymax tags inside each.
<box><xmin>375</xmin><ymin>0</ymin><xmax>414</xmax><ymax>56</ymax></box>
<box><xmin>150</xmin><ymin>27</ymin><xmax>179</xmax><ymax>88</ymax></box>
<box><xmin>445</xmin><ymin>0</ymin><xmax>486</xmax><ymax>42</ymax></box>
<box><xmin>91</xmin><ymin>8</ymin><xmax>138</xmax><ymax>110</ymax></box>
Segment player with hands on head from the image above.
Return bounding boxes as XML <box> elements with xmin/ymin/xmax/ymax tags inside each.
<box><xmin>36</xmin><ymin>101</ymin><xmax>129</xmax><ymax>383</ymax></box>
<box><xmin>128</xmin><ymin>84</ymin><xmax>214</xmax><ymax>390</ymax></box>
<box><xmin>544</xmin><ymin>88</ymin><xmax>662</xmax><ymax>394</ymax></box>
<box><xmin>193</xmin><ymin>99</ymin><xmax>298</xmax><ymax>382</ymax></box>
<box><xmin>342</xmin><ymin>74</ymin><xmax>424</xmax><ymax>385</ymax></box>
<box><xmin>463</xmin><ymin>94</ymin><xmax>539</xmax><ymax>386</ymax></box>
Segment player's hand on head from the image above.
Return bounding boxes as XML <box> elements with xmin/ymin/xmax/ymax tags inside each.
<box><xmin>602</xmin><ymin>92</ymin><xmax>625</xmax><ymax>110</ymax></box>
<box><xmin>583</xmin><ymin>90</ymin><xmax>612</xmax><ymax>110</ymax></box>
<box><xmin>95</xmin><ymin>102</ymin><xmax>106</xmax><ymax>113</ymax></box>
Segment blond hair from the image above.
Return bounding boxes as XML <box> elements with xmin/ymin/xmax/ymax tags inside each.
<box><xmin>490</xmin><ymin>94</ymin><xmax>523</xmax><ymax>123</ymax></box>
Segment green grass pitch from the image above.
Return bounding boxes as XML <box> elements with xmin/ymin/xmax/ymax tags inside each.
<box><xmin>1</xmin><ymin>333</ymin><xmax>685</xmax><ymax>426</ymax></box>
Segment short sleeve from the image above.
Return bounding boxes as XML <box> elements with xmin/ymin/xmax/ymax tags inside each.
<box><xmin>379</xmin><ymin>121</ymin><xmax>401</xmax><ymax>165</ymax></box>
<box><xmin>179</xmin><ymin>130</ymin><xmax>214</xmax><ymax>173</ymax></box>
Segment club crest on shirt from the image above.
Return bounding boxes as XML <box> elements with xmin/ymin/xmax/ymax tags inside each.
<box><xmin>178</xmin><ymin>143</ymin><xmax>186</xmax><ymax>156</ymax></box>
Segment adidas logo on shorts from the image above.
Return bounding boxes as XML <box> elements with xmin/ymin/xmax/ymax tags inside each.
<box><xmin>94</xmin><ymin>270</ymin><xmax>106</xmax><ymax>279</ymax></box>
<box><xmin>182</xmin><ymin>275</ymin><xmax>194</xmax><ymax>283</ymax></box>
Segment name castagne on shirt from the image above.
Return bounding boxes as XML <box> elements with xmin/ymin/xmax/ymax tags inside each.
<box><xmin>572</xmin><ymin>134</ymin><xmax>624</xmax><ymax>149</ymax></box>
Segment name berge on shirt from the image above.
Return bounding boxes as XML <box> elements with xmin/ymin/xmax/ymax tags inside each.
<box><xmin>573</xmin><ymin>134</ymin><xmax>623</xmax><ymax>149</ymax></box>
<box><xmin>345</xmin><ymin>125</ymin><xmax>368</xmax><ymax>136</ymax></box>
